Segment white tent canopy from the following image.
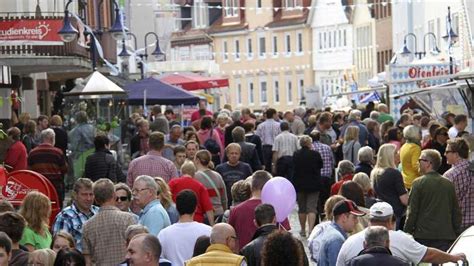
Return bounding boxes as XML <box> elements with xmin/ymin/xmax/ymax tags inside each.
<box><xmin>65</xmin><ymin>71</ymin><xmax>125</xmax><ymax>96</ymax></box>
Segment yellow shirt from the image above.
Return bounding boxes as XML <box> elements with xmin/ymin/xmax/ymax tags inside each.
<box><xmin>400</xmin><ymin>142</ymin><xmax>422</xmax><ymax>189</ymax></box>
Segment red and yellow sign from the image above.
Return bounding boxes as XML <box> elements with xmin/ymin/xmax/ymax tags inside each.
<box><xmin>0</xmin><ymin>19</ymin><xmax>63</xmax><ymax>43</ymax></box>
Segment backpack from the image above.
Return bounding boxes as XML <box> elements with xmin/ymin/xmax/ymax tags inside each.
<box><xmin>204</xmin><ymin>129</ymin><xmax>221</xmax><ymax>154</ymax></box>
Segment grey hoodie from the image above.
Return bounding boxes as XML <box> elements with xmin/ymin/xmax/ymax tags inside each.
<box><xmin>343</xmin><ymin>140</ymin><xmax>361</xmax><ymax>165</ymax></box>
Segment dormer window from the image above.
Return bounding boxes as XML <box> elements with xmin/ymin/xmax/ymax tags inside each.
<box><xmin>224</xmin><ymin>0</ymin><xmax>239</xmax><ymax>17</ymax></box>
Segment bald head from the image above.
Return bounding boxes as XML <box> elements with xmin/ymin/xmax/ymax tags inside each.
<box><xmin>210</xmin><ymin>223</ymin><xmax>235</xmax><ymax>244</ymax></box>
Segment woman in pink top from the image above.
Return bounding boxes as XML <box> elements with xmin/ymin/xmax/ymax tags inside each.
<box><xmin>197</xmin><ymin>116</ymin><xmax>225</xmax><ymax>164</ymax></box>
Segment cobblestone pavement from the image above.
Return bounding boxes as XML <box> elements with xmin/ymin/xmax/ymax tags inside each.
<box><xmin>289</xmin><ymin>207</ymin><xmax>315</xmax><ymax>265</ymax></box>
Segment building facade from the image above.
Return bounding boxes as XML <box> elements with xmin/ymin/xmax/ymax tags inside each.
<box><xmin>372</xmin><ymin>0</ymin><xmax>392</xmax><ymax>73</ymax></box>
<box><xmin>309</xmin><ymin>0</ymin><xmax>353</xmax><ymax>106</ymax></box>
<box><xmin>0</xmin><ymin>0</ymin><xmax>118</xmax><ymax>122</ymax></box>
<box><xmin>352</xmin><ymin>0</ymin><xmax>377</xmax><ymax>88</ymax></box>
<box><xmin>210</xmin><ymin>0</ymin><xmax>313</xmax><ymax>111</ymax></box>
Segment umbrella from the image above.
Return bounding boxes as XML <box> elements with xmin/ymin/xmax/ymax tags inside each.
<box><xmin>158</xmin><ymin>72</ymin><xmax>229</xmax><ymax>91</ymax></box>
<box><xmin>125</xmin><ymin>77</ymin><xmax>200</xmax><ymax>105</ymax></box>
<box><xmin>64</xmin><ymin>71</ymin><xmax>125</xmax><ymax>96</ymax></box>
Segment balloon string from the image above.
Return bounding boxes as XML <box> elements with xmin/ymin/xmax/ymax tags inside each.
<box><xmin>278</xmin><ymin>223</ymin><xmax>287</xmax><ymax>231</ymax></box>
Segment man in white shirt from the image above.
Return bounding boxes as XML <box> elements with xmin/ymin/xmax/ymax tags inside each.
<box><xmin>158</xmin><ymin>189</ymin><xmax>212</xmax><ymax>265</ymax></box>
<box><xmin>448</xmin><ymin>114</ymin><xmax>468</xmax><ymax>139</ymax></box>
<box><xmin>271</xmin><ymin>122</ymin><xmax>299</xmax><ymax>178</ymax></box>
<box><xmin>336</xmin><ymin>202</ymin><xmax>466</xmax><ymax>266</ymax></box>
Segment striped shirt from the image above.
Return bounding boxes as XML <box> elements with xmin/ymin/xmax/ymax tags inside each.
<box><xmin>272</xmin><ymin>131</ymin><xmax>299</xmax><ymax>158</ymax></box>
<box><xmin>28</xmin><ymin>143</ymin><xmax>67</xmax><ymax>181</ymax></box>
<box><xmin>444</xmin><ymin>159</ymin><xmax>474</xmax><ymax>230</ymax></box>
<box><xmin>255</xmin><ymin>119</ymin><xmax>281</xmax><ymax>145</ymax></box>
<box><xmin>313</xmin><ymin>141</ymin><xmax>334</xmax><ymax>177</ymax></box>
<box><xmin>127</xmin><ymin>150</ymin><xmax>179</xmax><ymax>186</ymax></box>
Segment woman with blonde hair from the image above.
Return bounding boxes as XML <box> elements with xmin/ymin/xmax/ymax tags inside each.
<box><xmin>19</xmin><ymin>191</ymin><xmax>52</xmax><ymax>251</ymax></box>
<box><xmin>343</xmin><ymin>126</ymin><xmax>361</xmax><ymax>164</ymax></box>
<box><xmin>371</xmin><ymin>143</ymin><xmax>408</xmax><ymax>230</ymax></box>
<box><xmin>194</xmin><ymin>150</ymin><xmax>227</xmax><ymax>219</ymax></box>
<box><xmin>154</xmin><ymin>177</ymin><xmax>179</xmax><ymax>224</ymax></box>
<box><xmin>51</xmin><ymin>231</ymin><xmax>75</xmax><ymax>253</ymax></box>
<box><xmin>400</xmin><ymin>125</ymin><xmax>422</xmax><ymax>189</ymax></box>
<box><xmin>28</xmin><ymin>248</ymin><xmax>56</xmax><ymax>266</ymax></box>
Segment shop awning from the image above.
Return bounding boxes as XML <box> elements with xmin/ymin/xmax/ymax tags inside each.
<box><xmin>158</xmin><ymin>72</ymin><xmax>229</xmax><ymax>91</ymax></box>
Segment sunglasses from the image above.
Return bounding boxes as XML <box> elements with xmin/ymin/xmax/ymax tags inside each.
<box><xmin>418</xmin><ymin>158</ymin><xmax>431</xmax><ymax>163</ymax></box>
<box><xmin>116</xmin><ymin>196</ymin><xmax>130</xmax><ymax>202</ymax></box>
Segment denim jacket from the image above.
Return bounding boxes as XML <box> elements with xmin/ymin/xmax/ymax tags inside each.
<box><xmin>318</xmin><ymin>222</ymin><xmax>348</xmax><ymax>266</ymax></box>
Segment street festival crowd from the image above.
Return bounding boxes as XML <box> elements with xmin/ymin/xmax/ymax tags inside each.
<box><xmin>0</xmin><ymin>99</ymin><xmax>473</xmax><ymax>266</ymax></box>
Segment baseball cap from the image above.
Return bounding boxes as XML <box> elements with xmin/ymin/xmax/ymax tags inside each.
<box><xmin>332</xmin><ymin>200</ymin><xmax>366</xmax><ymax>217</ymax></box>
<box><xmin>369</xmin><ymin>202</ymin><xmax>394</xmax><ymax>218</ymax></box>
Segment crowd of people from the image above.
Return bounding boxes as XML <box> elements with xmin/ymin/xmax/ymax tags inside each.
<box><xmin>0</xmin><ymin>99</ymin><xmax>473</xmax><ymax>265</ymax></box>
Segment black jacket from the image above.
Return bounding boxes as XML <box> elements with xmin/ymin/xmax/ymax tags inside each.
<box><xmin>349</xmin><ymin>246</ymin><xmax>409</xmax><ymax>266</ymax></box>
<box><xmin>355</xmin><ymin>162</ymin><xmax>373</xmax><ymax>178</ymax></box>
<box><xmin>84</xmin><ymin>149</ymin><xmax>125</xmax><ymax>183</ymax></box>
<box><xmin>224</xmin><ymin>121</ymin><xmax>244</xmax><ymax>147</ymax></box>
<box><xmin>240</xmin><ymin>225</ymin><xmax>277</xmax><ymax>266</ymax></box>
<box><xmin>292</xmin><ymin>147</ymin><xmax>323</xmax><ymax>192</ymax></box>
<box><xmin>52</xmin><ymin>127</ymin><xmax>68</xmax><ymax>156</ymax></box>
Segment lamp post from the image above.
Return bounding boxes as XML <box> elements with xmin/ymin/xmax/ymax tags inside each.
<box><xmin>400</xmin><ymin>33</ymin><xmax>421</xmax><ymax>59</ymax></box>
<box><xmin>58</xmin><ymin>0</ymin><xmax>128</xmax><ymax>71</ymax></box>
<box><xmin>442</xmin><ymin>6</ymin><xmax>459</xmax><ymax>75</ymax></box>
<box><xmin>400</xmin><ymin>32</ymin><xmax>441</xmax><ymax>60</ymax></box>
<box><xmin>119</xmin><ymin>32</ymin><xmax>165</xmax><ymax>79</ymax></box>
<box><xmin>421</xmin><ymin>32</ymin><xmax>441</xmax><ymax>58</ymax></box>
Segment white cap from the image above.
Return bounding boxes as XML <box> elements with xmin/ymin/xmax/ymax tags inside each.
<box><xmin>369</xmin><ymin>202</ymin><xmax>394</xmax><ymax>218</ymax></box>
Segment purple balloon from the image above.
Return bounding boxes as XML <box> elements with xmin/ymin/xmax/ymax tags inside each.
<box><xmin>261</xmin><ymin>176</ymin><xmax>296</xmax><ymax>223</ymax></box>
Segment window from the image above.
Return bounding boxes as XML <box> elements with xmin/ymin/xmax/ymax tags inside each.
<box><xmin>285</xmin><ymin>0</ymin><xmax>295</xmax><ymax>8</ymax></box>
<box><xmin>236</xmin><ymin>80</ymin><xmax>242</xmax><ymax>105</ymax></box>
<box><xmin>328</xmin><ymin>31</ymin><xmax>332</xmax><ymax>48</ymax></box>
<box><xmin>248</xmin><ymin>81</ymin><xmax>255</xmax><ymax>104</ymax></box>
<box><xmin>247</xmin><ymin>38</ymin><xmax>253</xmax><ymax>59</ymax></box>
<box><xmin>224</xmin><ymin>0</ymin><xmax>238</xmax><ymax>17</ymax></box>
<box><xmin>274</xmin><ymin>79</ymin><xmax>280</xmax><ymax>103</ymax></box>
<box><xmin>257</xmin><ymin>0</ymin><xmax>262</xmax><ymax>10</ymax></box>
<box><xmin>323</xmin><ymin>32</ymin><xmax>327</xmax><ymax>49</ymax></box>
<box><xmin>260</xmin><ymin>80</ymin><xmax>268</xmax><ymax>104</ymax></box>
<box><xmin>319</xmin><ymin>32</ymin><xmax>322</xmax><ymax>49</ymax></box>
<box><xmin>223</xmin><ymin>40</ymin><xmax>228</xmax><ymax>62</ymax></box>
<box><xmin>338</xmin><ymin>30</ymin><xmax>342</xmax><ymax>47</ymax></box>
<box><xmin>343</xmin><ymin>29</ymin><xmax>347</xmax><ymax>46</ymax></box>
<box><xmin>235</xmin><ymin>39</ymin><xmax>240</xmax><ymax>60</ymax></box>
<box><xmin>298</xmin><ymin>77</ymin><xmax>304</xmax><ymax>101</ymax></box>
<box><xmin>287</xmin><ymin>78</ymin><xmax>293</xmax><ymax>103</ymax></box>
<box><xmin>333</xmin><ymin>30</ymin><xmax>337</xmax><ymax>47</ymax></box>
<box><xmin>296</xmin><ymin>31</ymin><xmax>303</xmax><ymax>54</ymax></box>
<box><xmin>272</xmin><ymin>35</ymin><xmax>278</xmax><ymax>56</ymax></box>
<box><xmin>192</xmin><ymin>0</ymin><xmax>208</xmax><ymax>28</ymax></box>
<box><xmin>285</xmin><ymin>33</ymin><xmax>291</xmax><ymax>55</ymax></box>
<box><xmin>258</xmin><ymin>36</ymin><xmax>266</xmax><ymax>58</ymax></box>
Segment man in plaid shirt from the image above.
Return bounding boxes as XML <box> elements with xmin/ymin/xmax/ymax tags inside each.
<box><xmin>53</xmin><ymin>178</ymin><xmax>99</xmax><ymax>251</ymax></box>
<box><xmin>311</xmin><ymin>130</ymin><xmax>335</xmax><ymax>220</ymax></box>
<box><xmin>444</xmin><ymin>138</ymin><xmax>474</xmax><ymax>231</ymax></box>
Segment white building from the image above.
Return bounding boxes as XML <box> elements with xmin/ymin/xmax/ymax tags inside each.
<box><xmin>352</xmin><ymin>0</ymin><xmax>377</xmax><ymax>88</ymax></box>
<box><xmin>309</xmin><ymin>0</ymin><xmax>354</xmax><ymax>104</ymax></box>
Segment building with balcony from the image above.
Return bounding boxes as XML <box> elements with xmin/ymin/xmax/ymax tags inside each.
<box><xmin>0</xmin><ymin>0</ymin><xmax>118</xmax><ymax>122</ymax></box>
<box><xmin>210</xmin><ymin>0</ymin><xmax>313</xmax><ymax>111</ymax></box>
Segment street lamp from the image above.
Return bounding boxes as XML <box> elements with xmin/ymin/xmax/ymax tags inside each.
<box><xmin>443</xmin><ymin>6</ymin><xmax>458</xmax><ymax>75</ymax></box>
<box><xmin>420</xmin><ymin>32</ymin><xmax>441</xmax><ymax>58</ymax></box>
<box><xmin>58</xmin><ymin>0</ymin><xmax>128</xmax><ymax>70</ymax></box>
<box><xmin>118</xmin><ymin>32</ymin><xmax>165</xmax><ymax>79</ymax></box>
<box><xmin>400</xmin><ymin>33</ymin><xmax>421</xmax><ymax>59</ymax></box>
